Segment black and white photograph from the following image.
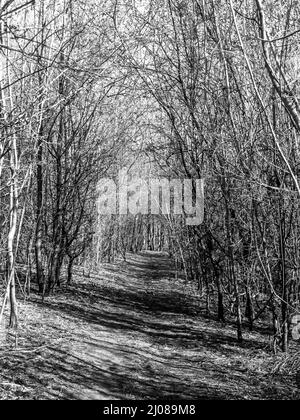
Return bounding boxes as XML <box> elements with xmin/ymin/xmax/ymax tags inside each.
<box><xmin>0</xmin><ymin>0</ymin><xmax>299</xmax><ymax>402</ymax></box>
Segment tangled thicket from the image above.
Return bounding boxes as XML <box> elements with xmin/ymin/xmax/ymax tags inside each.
<box><xmin>0</xmin><ymin>0</ymin><xmax>300</xmax><ymax>354</ymax></box>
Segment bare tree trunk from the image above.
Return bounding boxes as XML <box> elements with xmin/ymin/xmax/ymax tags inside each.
<box><xmin>278</xmin><ymin>201</ymin><xmax>289</xmax><ymax>352</ymax></box>
<box><xmin>217</xmin><ymin>277</ymin><xmax>225</xmax><ymax>323</ymax></box>
<box><xmin>245</xmin><ymin>286</ymin><xmax>254</xmax><ymax>332</ymax></box>
<box><xmin>67</xmin><ymin>257</ymin><xmax>75</xmax><ymax>285</ymax></box>
<box><xmin>0</xmin><ymin>2</ymin><xmax>19</xmax><ymax>329</ymax></box>
<box><xmin>35</xmin><ymin>123</ymin><xmax>45</xmax><ymax>294</ymax></box>
<box><xmin>35</xmin><ymin>3</ymin><xmax>46</xmax><ymax>295</ymax></box>
<box><xmin>8</xmin><ymin>160</ymin><xmax>18</xmax><ymax>329</ymax></box>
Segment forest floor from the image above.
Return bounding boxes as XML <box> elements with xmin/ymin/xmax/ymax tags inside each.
<box><xmin>0</xmin><ymin>251</ymin><xmax>299</xmax><ymax>400</ymax></box>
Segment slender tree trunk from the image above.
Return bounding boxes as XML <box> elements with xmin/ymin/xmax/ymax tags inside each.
<box><xmin>8</xmin><ymin>187</ymin><xmax>18</xmax><ymax>329</ymax></box>
<box><xmin>245</xmin><ymin>286</ymin><xmax>254</xmax><ymax>332</ymax></box>
<box><xmin>67</xmin><ymin>257</ymin><xmax>75</xmax><ymax>285</ymax></box>
<box><xmin>0</xmin><ymin>5</ymin><xmax>19</xmax><ymax>329</ymax></box>
<box><xmin>279</xmin><ymin>203</ymin><xmax>289</xmax><ymax>352</ymax></box>
<box><xmin>35</xmin><ymin>127</ymin><xmax>45</xmax><ymax>294</ymax></box>
<box><xmin>35</xmin><ymin>4</ymin><xmax>46</xmax><ymax>295</ymax></box>
<box><xmin>217</xmin><ymin>277</ymin><xmax>225</xmax><ymax>323</ymax></box>
<box><xmin>224</xmin><ymin>186</ymin><xmax>243</xmax><ymax>342</ymax></box>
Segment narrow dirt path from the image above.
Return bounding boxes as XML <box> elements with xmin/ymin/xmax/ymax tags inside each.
<box><xmin>0</xmin><ymin>252</ymin><xmax>299</xmax><ymax>400</ymax></box>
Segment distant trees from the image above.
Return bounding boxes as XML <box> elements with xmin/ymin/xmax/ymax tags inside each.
<box><xmin>98</xmin><ymin>0</ymin><xmax>300</xmax><ymax>352</ymax></box>
<box><xmin>0</xmin><ymin>0</ymin><xmax>123</xmax><ymax>325</ymax></box>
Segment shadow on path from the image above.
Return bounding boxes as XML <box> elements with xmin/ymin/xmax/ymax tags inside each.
<box><xmin>0</xmin><ymin>252</ymin><xmax>298</xmax><ymax>400</ymax></box>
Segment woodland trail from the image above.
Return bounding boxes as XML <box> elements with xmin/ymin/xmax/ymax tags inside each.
<box><xmin>0</xmin><ymin>252</ymin><xmax>299</xmax><ymax>400</ymax></box>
